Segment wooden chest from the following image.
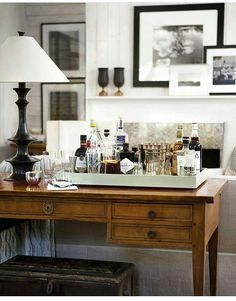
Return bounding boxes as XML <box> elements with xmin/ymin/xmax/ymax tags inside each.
<box><xmin>0</xmin><ymin>255</ymin><xmax>134</xmax><ymax>296</ymax></box>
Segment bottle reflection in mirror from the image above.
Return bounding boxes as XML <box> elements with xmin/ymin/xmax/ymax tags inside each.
<box><xmin>98</xmin><ymin>68</ymin><xmax>109</xmax><ymax>96</ymax></box>
<box><xmin>114</xmin><ymin>67</ymin><xmax>124</xmax><ymax>96</ymax></box>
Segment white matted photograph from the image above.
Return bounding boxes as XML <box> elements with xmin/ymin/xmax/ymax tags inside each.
<box><xmin>41</xmin><ymin>83</ymin><xmax>85</xmax><ymax>133</ymax></box>
<box><xmin>169</xmin><ymin>64</ymin><xmax>209</xmax><ymax>96</ymax></box>
<box><xmin>204</xmin><ymin>45</ymin><xmax>236</xmax><ymax>94</ymax></box>
<box><xmin>133</xmin><ymin>3</ymin><xmax>224</xmax><ymax>87</ymax></box>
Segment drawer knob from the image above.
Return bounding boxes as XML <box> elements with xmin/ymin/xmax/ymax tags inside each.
<box><xmin>43</xmin><ymin>201</ymin><xmax>54</xmax><ymax>215</ymax></box>
<box><xmin>147</xmin><ymin>230</ymin><xmax>157</xmax><ymax>239</ymax></box>
<box><xmin>148</xmin><ymin>210</ymin><xmax>157</xmax><ymax>219</ymax></box>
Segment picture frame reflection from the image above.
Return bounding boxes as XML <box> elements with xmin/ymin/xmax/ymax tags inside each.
<box><xmin>41</xmin><ymin>22</ymin><xmax>85</xmax><ymax>78</ymax></box>
<box><xmin>41</xmin><ymin>82</ymin><xmax>85</xmax><ymax>133</ymax></box>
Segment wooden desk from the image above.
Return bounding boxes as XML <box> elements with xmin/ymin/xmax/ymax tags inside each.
<box><xmin>0</xmin><ymin>178</ymin><xmax>226</xmax><ymax>296</ymax></box>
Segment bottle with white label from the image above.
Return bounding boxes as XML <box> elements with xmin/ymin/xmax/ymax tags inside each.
<box><xmin>114</xmin><ymin>117</ymin><xmax>128</xmax><ymax>154</ymax></box>
<box><xmin>119</xmin><ymin>143</ymin><xmax>135</xmax><ymax>174</ymax></box>
<box><xmin>74</xmin><ymin>135</ymin><xmax>87</xmax><ymax>173</ymax></box>
<box><xmin>189</xmin><ymin>123</ymin><xmax>202</xmax><ymax>173</ymax></box>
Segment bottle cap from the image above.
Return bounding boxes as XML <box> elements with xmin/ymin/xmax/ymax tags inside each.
<box><xmin>183</xmin><ymin>136</ymin><xmax>189</xmax><ymax>144</ymax></box>
<box><xmin>80</xmin><ymin>135</ymin><xmax>87</xmax><ymax>141</ymax></box>
<box><xmin>104</xmin><ymin>129</ymin><xmax>110</xmax><ymax>137</ymax></box>
<box><xmin>123</xmin><ymin>143</ymin><xmax>129</xmax><ymax>150</ymax></box>
<box><xmin>118</xmin><ymin>117</ymin><xmax>123</xmax><ymax>129</ymax></box>
<box><xmin>90</xmin><ymin>119</ymin><xmax>96</xmax><ymax>127</ymax></box>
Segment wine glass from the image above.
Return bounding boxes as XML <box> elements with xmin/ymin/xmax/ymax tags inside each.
<box><xmin>98</xmin><ymin>68</ymin><xmax>109</xmax><ymax>96</ymax></box>
<box><xmin>114</xmin><ymin>67</ymin><xmax>124</xmax><ymax>96</ymax></box>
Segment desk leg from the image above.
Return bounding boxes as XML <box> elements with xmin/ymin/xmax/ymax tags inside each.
<box><xmin>192</xmin><ymin>203</ymin><xmax>206</xmax><ymax>296</ymax></box>
<box><xmin>208</xmin><ymin>226</ymin><xmax>218</xmax><ymax>296</ymax></box>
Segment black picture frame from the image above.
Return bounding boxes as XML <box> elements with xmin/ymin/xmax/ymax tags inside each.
<box><xmin>41</xmin><ymin>22</ymin><xmax>86</xmax><ymax>79</ymax></box>
<box><xmin>204</xmin><ymin>45</ymin><xmax>236</xmax><ymax>95</ymax></box>
<box><xmin>133</xmin><ymin>3</ymin><xmax>225</xmax><ymax>87</ymax></box>
<box><xmin>41</xmin><ymin>81</ymin><xmax>86</xmax><ymax>133</ymax></box>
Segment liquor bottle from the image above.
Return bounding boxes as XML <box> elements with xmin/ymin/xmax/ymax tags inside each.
<box><xmin>74</xmin><ymin>135</ymin><xmax>87</xmax><ymax>173</ymax></box>
<box><xmin>86</xmin><ymin>140</ymin><xmax>98</xmax><ymax>173</ymax></box>
<box><xmin>102</xmin><ymin>129</ymin><xmax>116</xmax><ymax>161</ymax></box>
<box><xmin>89</xmin><ymin>119</ymin><xmax>100</xmax><ymax>149</ymax></box>
<box><xmin>173</xmin><ymin>124</ymin><xmax>183</xmax><ymax>151</ymax></box>
<box><xmin>189</xmin><ymin>123</ymin><xmax>202</xmax><ymax>173</ymax></box>
<box><xmin>176</xmin><ymin>137</ymin><xmax>196</xmax><ymax>176</ymax></box>
<box><xmin>86</xmin><ymin>120</ymin><xmax>102</xmax><ymax>173</ymax></box>
<box><xmin>171</xmin><ymin>125</ymin><xmax>184</xmax><ymax>175</ymax></box>
<box><xmin>119</xmin><ymin>143</ymin><xmax>135</xmax><ymax>174</ymax></box>
<box><xmin>114</xmin><ymin>117</ymin><xmax>128</xmax><ymax>152</ymax></box>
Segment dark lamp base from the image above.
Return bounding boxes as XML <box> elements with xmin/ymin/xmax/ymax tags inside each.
<box><xmin>5</xmin><ymin>156</ymin><xmax>39</xmax><ymax>181</ymax></box>
<box><xmin>6</xmin><ymin>82</ymin><xmax>39</xmax><ymax>182</ymax></box>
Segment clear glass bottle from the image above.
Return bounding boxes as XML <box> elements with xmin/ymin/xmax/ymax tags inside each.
<box><xmin>74</xmin><ymin>135</ymin><xmax>87</xmax><ymax>173</ymax></box>
<box><xmin>114</xmin><ymin>117</ymin><xmax>129</xmax><ymax>153</ymax></box>
<box><xmin>189</xmin><ymin>123</ymin><xmax>202</xmax><ymax>173</ymax></box>
<box><xmin>86</xmin><ymin>140</ymin><xmax>98</xmax><ymax>173</ymax></box>
<box><xmin>86</xmin><ymin>120</ymin><xmax>103</xmax><ymax>173</ymax></box>
<box><xmin>102</xmin><ymin>129</ymin><xmax>113</xmax><ymax>160</ymax></box>
<box><xmin>135</xmin><ymin>144</ymin><xmax>146</xmax><ymax>175</ymax></box>
<box><xmin>176</xmin><ymin>136</ymin><xmax>195</xmax><ymax>176</ymax></box>
<box><xmin>89</xmin><ymin>119</ymin><xmax>100</xmax><ymax>149</ymax></box>
<box><xmin>119</xmin><ymin>143</ymin><xmax>135</xmax><ymax>174</ymax></box>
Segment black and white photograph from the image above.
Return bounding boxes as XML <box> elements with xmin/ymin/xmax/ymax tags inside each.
<box><xmin>133</xmin><ymin>3</ymin><xmax>224</xmax><ymax>87</ymax></box>
<box><xmin>213</xmin><ymin>56</ymin><xmax>236</xmax><ymax>85</ymax></box>
<box><xmin>41</xmin><ymin>22</ymin><xmax>85</xmax><ymax>78</ymax></box>
<box><xmin>204</xmin><ymin>45</ymin><xmax>236</xmax><ymax>94</ymax></box>
<box><xmin>178</xmin><ymin>73</ymin><xmax>201</xmax><ymax>87</ymax></box>
<box><xmin>169</xmin><ymin>64</ymin><xmax>208</xmax><ymax>96</ymax></box>
<box><xmin>41</xmin><ymin>83</ymin><xmax>85</xmax><ymax>133</ymax></box>
<box><xmin>50</xmin><ymin>91</ymin><xmax>78</xmax><ymax>120</ymax></box>
<box><xmin>153</xmin><ymin>25</ymin><xmax>203</xmax><ymax>68</ymax></box>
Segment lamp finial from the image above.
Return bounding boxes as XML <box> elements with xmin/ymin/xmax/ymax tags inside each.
<box><xmin>18</xmin><ymin>31</ymin><xmax>25</xmax><ymax>36</ymax></box>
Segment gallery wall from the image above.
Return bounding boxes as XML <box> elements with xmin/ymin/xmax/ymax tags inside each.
<box><xmin>86</xmin><ymin>2</ymin><xmax>236</xmax><ymax>123</ymax></box>
<box><xmin>23</xmin><ymin>3</ymin><xmax>85</xmax><ymax>133</ymax></box>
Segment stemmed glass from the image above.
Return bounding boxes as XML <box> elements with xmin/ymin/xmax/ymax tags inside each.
<box><xmin>114</xmin><ymin>67</ymin><xmax>124</xmax><ymax>96</ymax></box>
<box><xmin>98</xmin><ymin>68</ymin><xmax>109</xmax><ymax>96</ymax></box>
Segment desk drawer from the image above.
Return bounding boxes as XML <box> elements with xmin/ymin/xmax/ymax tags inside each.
<box><xmin>112</xmin><ymin>203</ymin><xmax>192</xmax><ymax>222</ymax></box>
<box><xmin>0</xmin><ymin>199</ymin><xmax>107</xmax><ymax>220</ymax></box>
<box><xmin>110</xmin><ymin>223</ymin><xmax>191</xmax><ymax>244</ymax></box>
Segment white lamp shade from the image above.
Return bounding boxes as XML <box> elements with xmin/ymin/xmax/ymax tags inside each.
<box><xmin>0</xmin><ymin>35</ymin><xmax>69</xmax><ymax>82</ymax></box>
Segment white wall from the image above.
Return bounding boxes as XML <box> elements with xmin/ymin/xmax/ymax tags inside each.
<box><xmin>0</xmin><ymin>4</ymin><xmax>25</xmax><ymax>162</ymax></box>
<box><xmin>86</xmin><ymin>2</ymin><xmax>236</xmax><ymax>123</ymax></box>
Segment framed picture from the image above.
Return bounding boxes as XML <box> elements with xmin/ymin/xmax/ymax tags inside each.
<box><xmin>133</xmin><ymin>3</ymin><xmax>224</xmax><ymax>87</ymax></box>
<box><xmin>169</xmin><ymin>64</ymin><xmax>209</xmax><ymax>96</ymax></box>
<box><xmin>204</xmin><ymin>45</ymin><xmax>236</xmax><ymax>95</ymax></box>
<box><xmin>41</xmin><ymin>22</ymin><xmax>85</xmax><ymax>78</ymax></box>
<box><xmin>41</xmin><ymin>83</ymin><xmax>85</xmax><ymax>133</ymax></box>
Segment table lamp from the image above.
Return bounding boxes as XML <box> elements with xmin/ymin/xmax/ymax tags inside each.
<box><xmin>0</xmin><ymin>32</ymin><xmax>69</xmax><ymax>181</ymax></box>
